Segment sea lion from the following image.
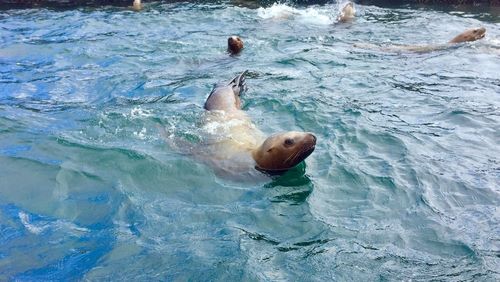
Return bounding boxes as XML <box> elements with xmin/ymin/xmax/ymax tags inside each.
<box><xmin>183</xmin><ymin>71</ymin><xmax>316</xmax><ymax>180</ymax></box>
<box><xmin>228</xmin><ymin>36</ymin><xmax>244</xmax><ymax>55</ymax></box>
<box><xmin>355</xmin><ymin>27</ymin><xmax>486</xmax><ymax>53</ymax></box>
<box><xmin>338</xmin><ymin>1</ymin><xmax>355</xmax><ymax>22</ymax></box>
<box><xmin>132</xmin><ymin>0</ymin><xmax>142</xmax><ymax>11</ymax></box>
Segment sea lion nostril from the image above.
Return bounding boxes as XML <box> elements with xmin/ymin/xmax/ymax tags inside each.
<box><xmin>309</xmin><ymin>134</ymin><xmax>317</xmax><ymax>144</ymax></box>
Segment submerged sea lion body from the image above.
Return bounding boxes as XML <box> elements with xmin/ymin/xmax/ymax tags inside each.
<box><xmin>355</xmin><ymin>27</ymin><xmax>486</xmax><ymax>53</ymax></box>
<box><xmin>196</xmin><ymin>71</ymin><xmax>316</xmax><ymax>180</ymax></box>
<box><xmin>202</xmin><ymin>73</ymin><xmax>263</xmax><ymax>176</ymax></box>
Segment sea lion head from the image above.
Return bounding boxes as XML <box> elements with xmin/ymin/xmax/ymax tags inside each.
<box><xmin>449</xmin><ymin>27</ymin><xmax>486</xmax><ymax>43</ymax></box>
<box><xmin>253</xmin><ymin>131</ymin><xmax>316</xmax><ymax>173</ymax></box>
<box><xmin>228</xmin><ymin>36</ymin><xmax>244</xmax><ymax>55</ymax></box>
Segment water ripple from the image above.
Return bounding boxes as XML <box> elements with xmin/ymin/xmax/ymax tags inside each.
<box><xmin>0</xmin><ymin>2</ymin><xmax>499</xmax><ymax>280</ymax></box>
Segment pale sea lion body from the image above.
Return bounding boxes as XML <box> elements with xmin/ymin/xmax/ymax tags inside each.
<box><xmin>355</xmin><ymin>27</ymin><xmax>486</xmax><ymax>53</ymax></box>
<box><xmin>338</xmin><ymin>2</ymin><xmax>355</xmax><ymax>22</ymax></box>
<box><xmin>197</xmin><ymin>71</ymin><xmax>316</xmax><ymax>180</ymax></box>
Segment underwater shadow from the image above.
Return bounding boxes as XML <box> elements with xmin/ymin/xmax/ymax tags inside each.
<box><xmin>263</xmin><ymin>162</ymin><xmax>314</xmax><ymax>205</ymax></box>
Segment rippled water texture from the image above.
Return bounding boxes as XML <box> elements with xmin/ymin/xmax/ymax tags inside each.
<box><xmin>1</xmin><ymin>2</ymin><xmax>499</xmax><ymax>280</ymax></box>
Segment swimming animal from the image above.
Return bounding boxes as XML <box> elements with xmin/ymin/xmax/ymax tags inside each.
<box><xmin>338</xmin><ymin>1</ymin><xmax>355</xmax><ymax>22</ymax></box>
<box><xmin>132</xmin><ymin>0</ymin><xmax>142</xmax><ymax>11</ymax></box>
<box><xmin>228</xmin><ymin>36</ymin><xmax>244</xmax><ymax>55</ymax></box>
<box><xmin>169</xmin><ymin>71</ymin><xmax>316</xmax><ymax>180</ymax></box>
<box><xmin>355</xmin><ymin>27</ymin><xmax>486</xmax><ymax>53</ymax></box>
<box><xmin>449</xmin><ymin>27</ymin><xmax>486</xmax><ymax>43</ymax></box>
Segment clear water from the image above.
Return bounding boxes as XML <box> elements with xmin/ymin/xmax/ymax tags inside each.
<box><xmin>1</xmin><ymin>2</ymin><xmax>499</xmax><ymax>280</ymax></box>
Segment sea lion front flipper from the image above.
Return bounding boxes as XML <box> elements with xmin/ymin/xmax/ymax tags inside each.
<box><xmin>228</xmin><ymin>70</ymin><xmax>248</xmax><ymax>96</ymax></box>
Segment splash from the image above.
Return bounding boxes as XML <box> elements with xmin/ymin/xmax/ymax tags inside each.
<box><xmin>19</xmin><ymin>211</ymin><xmax>89</xmax><ymax>235</ymax></box>
<box><xmin>130</xmin><ymin>106</ymin><xmax>153</xmax><ymax>119</ymax></box>
<box><xmin>257</xmin><ymin>3</ymin><xmax>299</xmax><ymax>20</ymax></box>
<box><xmin>257</xmin><ymin>3</ymin><xmax>333</xmax><ymax>25</ymax></box>
<box><xmin>202</xmin><ymin>114</ymin><xmax>249</xmax><ymax>136</ymax></box>
<box><xmin>133</xmin><ymin>127</ymin><xmax>148</xmax><ymax>140</ymax></box>
<box><xmin>19</xmin><ymin>211</ymin><xmax>47</xmax><ymax>234</ymax></box>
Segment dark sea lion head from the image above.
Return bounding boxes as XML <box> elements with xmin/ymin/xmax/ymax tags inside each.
<box><xmin>228</xmin><ymin>36</ymin><xmax>244</xmax><ymax>55</ymax></box>
<box><xmin>449</xmin><ymin>27</ymin><xmax>486</xmax><ymax>43</ymax></box>
<box><xmin>253</xmin><ymin>131</ymin><xmax>316</xmax><ymax>173</ymax></box>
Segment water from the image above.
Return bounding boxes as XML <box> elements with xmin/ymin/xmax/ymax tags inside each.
<box><xmin>1</xmin><ymin>1</ymin><xmax>499</xmax><ymax>280</ymax></box>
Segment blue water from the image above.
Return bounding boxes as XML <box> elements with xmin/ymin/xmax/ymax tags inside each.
<box><xmin>1</xmin><ymin>2</ymin><xmax>499</xmax><ymax>280</ymax></box>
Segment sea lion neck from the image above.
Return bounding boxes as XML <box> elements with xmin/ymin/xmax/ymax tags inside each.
<box><xmin>250</xmin><ymin>145</ymin><xmax>260</xmax><ymax>161</ymax></box>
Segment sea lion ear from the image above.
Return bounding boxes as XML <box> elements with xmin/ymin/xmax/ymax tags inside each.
<box><xmin>267</xmin><ymin>147</ymin><xmax>273</xmax><ymax>153</ymax></box>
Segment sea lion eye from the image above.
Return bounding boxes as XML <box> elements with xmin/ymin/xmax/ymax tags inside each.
<box><xmin>284</xmin><ymin>138</ymin><xmax>294</xmax><ymax>146</ymax></box>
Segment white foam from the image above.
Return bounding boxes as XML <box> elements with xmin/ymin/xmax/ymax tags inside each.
<box><xmin>130</xmin><ymin>106</ymin><xmax>152</xmax><ymax>118</ymax></box>
<box><xmin>19</xmin><ymin>211</ymin><xmax>89</xmax><ymax>235</ymax></box>
<box><xmin>203</xmin><ymin>120</ymin><xmax>245</xmax><ymax>135</ymax></box>
<box><xmin>202</xmin><ymin>113</ymin><xmax>250</xmax><ymax>136</ymax></box>
<box><xmin>486</xmin><ymin>37</ymin><xmax>500</xmax><ymax>46</ymax></box>
<box><xmin>133</xmin><ymin>127</ymin><xmax>147</xmax><ymax>139</ymax></box>
<box><xmin>19</xmin><ymin>211</ymin><xmax>47</xmax><ymax>235</ymax></box>
<box><xmin>257</xmin><ymin>3</ymin><xmax>299</xmax><ymax>20</ymax></box>
<box><xmin>257</xmin><ymin>3</ymin><xmax>333</xmax><ymax>25</ymax></box>
<box><xmin>300</xmin><ymin>7</ymin><xmax>333</xmax><ymax>25</ymax></box>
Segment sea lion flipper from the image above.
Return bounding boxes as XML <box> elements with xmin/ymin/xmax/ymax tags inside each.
<box><xmin>204</xmin><ymin>71</ymin><xmax>249</xmax><ymax>111</ymax></box>
<box><xmin>228</xmin><ymin>70</ymin><xmax>249</xmax><ymax>96</ymax></box>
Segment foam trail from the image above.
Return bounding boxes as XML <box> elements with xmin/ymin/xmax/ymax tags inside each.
<box><xmin>257</xmin><ymin>3</ymin><xmax>333</xmax><ymax>25</ymax></box>
<box><xmin>257</xmin><ymin>3</ymin><xmax>299</xmax><ymax>20</ymax></box>
<box><xmin>19</xmin><ymin>211</ymin><xmax>89</xmax><ymax>235</ymax></box>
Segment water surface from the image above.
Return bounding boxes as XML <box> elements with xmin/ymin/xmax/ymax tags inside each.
<box><xmin>0</xmin><ymin>2</ymin><xmax>499</xmax><ymax>280</ymax></box>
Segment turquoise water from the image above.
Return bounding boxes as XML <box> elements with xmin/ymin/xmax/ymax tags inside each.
<box><xmin>1</xmin><ymin>1</ymin><xmax>499</xmax><ymax>280</ymax></box>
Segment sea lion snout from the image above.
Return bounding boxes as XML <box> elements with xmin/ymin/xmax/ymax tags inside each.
<box><xmin>474</xmin><ymin>27</ymin><xmax>486</xmax><ymax>39</ymax></box>
<box><xmin>307</xmin><ymin>133</ymin><xmax>317</xmax><ymax>145</ymax></box>
<box><xmin>253</xmin><ymin>131</ymin><xmax>317</xmax><ymax>173</ymax></box>
<box><xmin>299</xmin><ymin>133</ymin><xmax>317</xmax><ymax>161</ymax></box>
<box><xmin>301</xmin><ymin>133</ymin><xmax>317</xmax><ymax>152</ymax></box>
<box><xmin>228</xmin><ymin>36</ymin><xmax>244</xmax><ymax>54</ymax></box>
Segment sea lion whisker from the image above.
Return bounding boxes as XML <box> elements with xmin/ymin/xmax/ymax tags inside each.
<box><xmin>290</xmin><ymin>143</ymin><xmax>316</xmax><ymax>164</ymax></box>
<box><xmin>286</xmin><ymin>145</ymin><xmax>311</xmax><ymax>165</ymax></box>
<box><xmin>285</xmin><ymin>145</ymin><xmax>310</xmax><ymax>164</ymax></box>
<box><xmin>284</xmin><ymin>150</ymin><xmax>301</xmax><ymax>164</ymax></box>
